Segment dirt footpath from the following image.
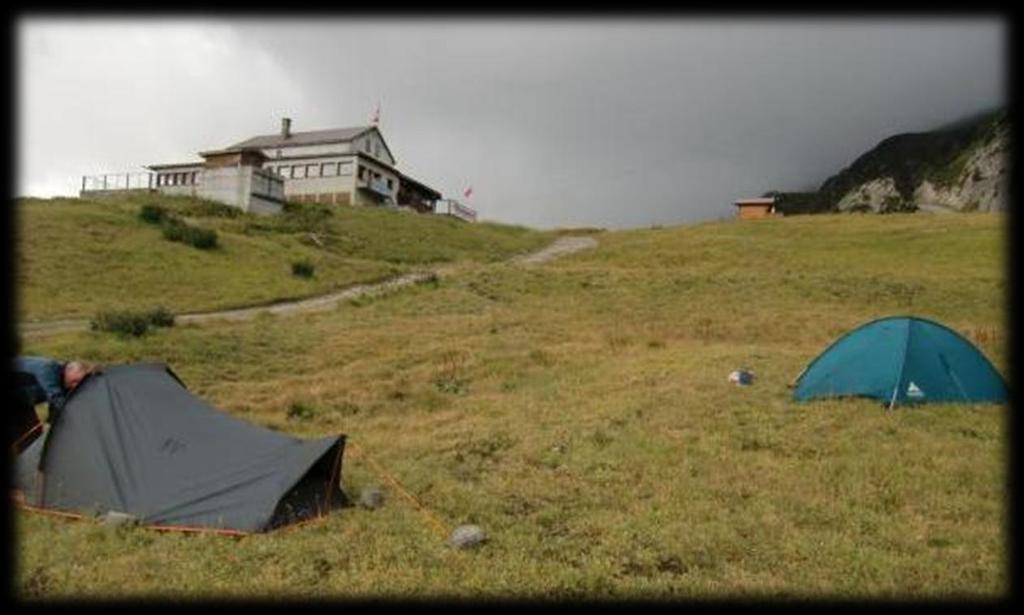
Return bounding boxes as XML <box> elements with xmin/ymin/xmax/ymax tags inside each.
<box><xmin>19</xmin><ymin>235</ymin><xmax>599</xmax><ymax>336</ymax></box>
<box><xmin>510</xmin><ymin>235</ymin><xmax>599</xmax><ymax>265</ymax></box>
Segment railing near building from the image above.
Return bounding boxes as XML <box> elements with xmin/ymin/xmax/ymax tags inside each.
<box><xmin>250</xmin><ymin>168</ymin><xmax>286</xmax><ymax>202</ymax></box>
<box><xmin>436</xmin><ymin>199</ymin><xmax>477</xmax><ymax>222</ymax></box>
<box><xmin>81</xmin><ymin>172</ymin><xmax>157</xmax><ymax>193</ymax></box>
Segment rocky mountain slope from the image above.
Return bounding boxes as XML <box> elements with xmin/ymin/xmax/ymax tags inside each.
<box><xmin>770</xmin><ymin>108</ymin><xmax>1008</xmax><ymax>215</ymax></box>
<box><xmin>819</xmin><ymin>108</ymin><xmax>1009</xmax><ymax>213</ymax></box>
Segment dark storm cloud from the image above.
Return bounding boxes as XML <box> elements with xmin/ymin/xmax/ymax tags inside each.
<box><xmin>19</xmin><ymin>18</ymin><xmax>1004</xmax><ymax>229</ymax></box>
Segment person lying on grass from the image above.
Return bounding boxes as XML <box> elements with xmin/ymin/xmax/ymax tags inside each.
<box><xmin>12</xmin><ymin>356</ymin><xmax>94</xmax><ymax>451</ymax></box>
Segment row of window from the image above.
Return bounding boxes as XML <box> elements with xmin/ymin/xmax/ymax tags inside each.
<box><xmin>269</xmin><ymin>162</ymin><xmax>395</xmax><ymax>191</ymax></box>
<box><xmin>154</xmin><ymin>164</ymin><xmax>395</xmax><ymax>191</ymax></box>
<box><xmin>270</xmin><ymin>161</ymin><xmax>354</xmax><ymax>180</ymax></box>
<box><xmin>156</xmin><ymin>171</ymin><xmax>198</xmax><ymax>187</ymax></box>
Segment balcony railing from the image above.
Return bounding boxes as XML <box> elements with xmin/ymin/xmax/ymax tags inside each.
<box><xmin>81</xmin><ymin>172</ymin><xmax>156</xmax><ymax>193</ymax></box>
<box><xmin>436</xmin><ymin>199</ymin><xmax>477</xmax><ymax>222</ymax></box>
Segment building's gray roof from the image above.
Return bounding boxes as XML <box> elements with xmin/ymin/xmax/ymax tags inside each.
<box><xmin>229</xmin><ymin>126</ymin><xmax>374</xmax><ymax>150</ymax></box>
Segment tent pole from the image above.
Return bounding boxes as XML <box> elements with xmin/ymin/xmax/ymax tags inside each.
<box><xmin>887</xmin><ymin>319</ymin><xmax>914</xmax><ymax>411</ymax></box>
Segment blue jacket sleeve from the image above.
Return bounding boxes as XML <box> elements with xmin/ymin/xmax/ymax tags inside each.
<box><xmin>13</xmin><ymin>356</ymin><xmax>67</xmax><ymax>409</ymax></box>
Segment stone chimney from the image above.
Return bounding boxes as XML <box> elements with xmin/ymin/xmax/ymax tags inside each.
<box><xmin>281</xmin><ymin>117</ymin><xmax>292</xmax><ymax>139</ymax></box>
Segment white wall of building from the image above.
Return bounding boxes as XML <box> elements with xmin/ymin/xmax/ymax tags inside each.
<box><xmin>357</xmin><ymin>129</ymin><xmax>395</xmax><ymax>165</ymax></box>
<box><xmin>260</xmin><ymin>142</ymin><xmax>351</xmax><ymax>159</ymax></box>
<box><xmin>152</xmin><ymin>166</ymin><xmax>283</xmax><ymax>215</ymax></box>
<box><xmin>260</xmin><ymin>129</ymin><xmax>394</xmax><ymax>166</ymax></box>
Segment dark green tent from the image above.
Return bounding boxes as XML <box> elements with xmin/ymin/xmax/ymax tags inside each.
<box><xmin>793</xmin><ymin>316</ymin><xmax>1007</xmax><ymax>409</ymax></box>
<box><xmin>14</xmin><ymin>363</ymin><xmax>347</xmax><ymax>534</ymax></box>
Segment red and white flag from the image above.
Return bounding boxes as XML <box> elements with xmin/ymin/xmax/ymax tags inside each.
<box><xmin>463</xmin><ymin>185</ymin><xmax>473</xmax><ymax>199</ymax></box>
<box><xmin>371</xmin><ymin>102</ymin><xmax>381</xmax><ymax>126</ymax></box>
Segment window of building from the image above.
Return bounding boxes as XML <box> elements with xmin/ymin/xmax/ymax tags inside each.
<box><xmin>191</xmin><ymin>172</ymin><xmax>198</xmax><ymax>184</ymax></box>
<box><xmin>338</xmin><ymin>162</ymin><xmax>353</xmax><ymax>176</ymax></box>
<box><xmin>363</xmin><ymin>139</ymin><xmax>371</xmax><ymax>153</ymax></box>
<box><xmin>375</xmin><ymin>143</ymin><xmax>381</xmax><ymax>157</ymax></box>
<box><xmin>322</xmin><ymin>162</ymin><xmax>338</xmax><ymax>177</ymax></box>
<box><xmin>386</xmin><ymin>178</ymin><xmax>393</xmax><ymax>190</ymax></box>
<box><xmin>306</xmin><ymin>164</ymin><xmax>320</xmax><ymax>178</ymax></box>
<box><xmin>292</xmin><ymin>165</ymin><xmax>306</xmax><ymax>179</ymax></box>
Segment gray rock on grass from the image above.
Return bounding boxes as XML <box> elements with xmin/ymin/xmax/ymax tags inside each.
<box><xmin>449</xmin><ymin>524</ymin><xmax>487</xmax><ymax>549</ymax></box>
<box><xmin>359</xmin><ymin>486</ymin><xmax>385</xmax><ymax>510</ymax></box>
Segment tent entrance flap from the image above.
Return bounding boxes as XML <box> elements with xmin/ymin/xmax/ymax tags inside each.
<box><xmin>267</xmin><ymin>437</ymin><xmax>348</xmax><ymax>530</ymax></box>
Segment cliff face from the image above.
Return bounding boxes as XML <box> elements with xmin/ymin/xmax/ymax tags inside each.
<box><xmin>818</xmin><ymin>109</ymin><xmax>1009</xmax><ymax>213</ymax></box>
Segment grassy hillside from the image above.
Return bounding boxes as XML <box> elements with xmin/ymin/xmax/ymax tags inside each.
<box><xmin>16</xmin><ymin>213</ymin><xmax>1006</xmax><ymax>599</ymax></box>
<box><xmin>16</xmin><ymin>195</ymin><xmax>550</xmax><ymax>321</ymax></box>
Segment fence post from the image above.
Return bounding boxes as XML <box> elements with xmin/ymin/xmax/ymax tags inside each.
<box><xmin>81</xmin><ymin>176</ymin><xmax>86</xmax><ymax>193</ymax></box>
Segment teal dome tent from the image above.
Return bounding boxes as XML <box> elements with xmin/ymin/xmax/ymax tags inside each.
<box><xmin>793</xmin><ymin>316</ymin><xmax>1007</xmax><ymax>409</ymax></box>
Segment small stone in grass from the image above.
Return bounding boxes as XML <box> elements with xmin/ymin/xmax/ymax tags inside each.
<box><xmin>449</xmin><ymin>524</ymin><xmax>487</xmax><ymax>549</ymax></box>
<box><xmin>359</xmin><ymin>487</ymin><xmax>385</xmax><ymax>510</ymax></box>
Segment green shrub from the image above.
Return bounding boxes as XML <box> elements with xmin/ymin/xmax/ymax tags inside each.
<box><xmin>161</xmin><ymin>218</ymin><xmax>218</xmax><ymax>250</ymax></box>
<box><xmin>184</xmin><ymin>226</ymin><xmax>219</xmax><ymax>250</ymax></box>
<box><xmin>90</xmin><ymin>306</ymin><xmax>176</xmax><ymax>337</ymax></box>
<box><xmin>161</xmin><ymin>218</ymin><xmax>186</xmax><ymax>242</ymax></box>
<box><xmin>90</xmin><ymin>310</ymin><xmax>149</xmax><ymax>337</ymax></box>
<box><xmin>291</xmin><ymin>259</ymin><xmax>316</xmax><ymax>278</ymax></box>
<box><xmin>145</xmin><ymin>306</ymin><xmax>176</xmax><ymax>328</ymax></box>
<box><xmin>138</xmin><ymin>203</ymin><xmax>167</xmax><ymax>225</ymax></box>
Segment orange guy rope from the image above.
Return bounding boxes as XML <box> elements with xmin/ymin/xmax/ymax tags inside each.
<box><xmin>347</xmin><ymin>440</ymin><xmax>451</xmax><ymax>540</ymax></box>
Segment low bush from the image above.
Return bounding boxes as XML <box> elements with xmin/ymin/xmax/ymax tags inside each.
<box><xmin>138</xmin><ymin>203</ymin><xmax>167</xmax><ymax>225</ymax></box>
<box><xmin>291</xmin><ymin>259</ymin><xmax>316</xmax><ymax>278</ymax></box>
<box><xmin>90</xmin><ymin>306</ymin><xmax>176</xmax><ymax>337</ymax></box>
<box><xmin>161</xmin><ymin>218</ymin><xmax>219</xmax><ymax>250</ymax></box>
<box><xmin>145</xmin><ymin>306</ymin><xmax>176</xmax><ymax>328</ymax></box>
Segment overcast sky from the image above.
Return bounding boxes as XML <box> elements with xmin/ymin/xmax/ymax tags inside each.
<box><xmin>17</xmin><ymin>17</ymin><xmax>1005</xmax><ymax>229</ymax></box>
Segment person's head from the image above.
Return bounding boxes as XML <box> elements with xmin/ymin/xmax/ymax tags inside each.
<box><xmin>62</xmin><ymin>361</ymin><xmax>92</xmax><ymax>391</ymax></box>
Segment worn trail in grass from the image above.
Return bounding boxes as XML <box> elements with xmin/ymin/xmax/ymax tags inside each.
<box><xmin>16</xmin><ymin>195</ymin><xmax>551</xmax><ymax>322</ymax></box>
<box><xmin>19</xmin><ymin>236</ymin><xmax>598</xmax><ymax>336</ymax></box>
